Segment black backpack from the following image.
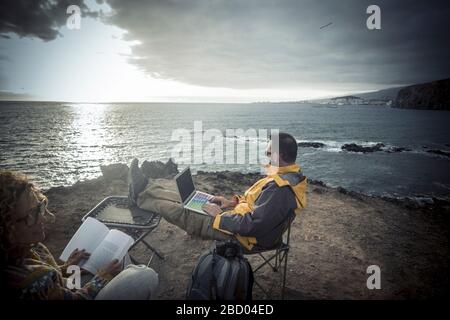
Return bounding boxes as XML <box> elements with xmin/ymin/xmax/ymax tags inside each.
<box><xmin>186</xmin><ymin>240</ymin><xmax>254</xmax><ymax>300</ymax></box>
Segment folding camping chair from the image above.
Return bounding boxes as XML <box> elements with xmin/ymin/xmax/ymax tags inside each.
<box><xmin>82</xmin><ymin>196</ymin><xmax>164</xmax><ymax>266</ymax></box>
<box><xmin>245</xmin><ymin>223</ymin><xmax>292</xmax><ymax>300</ymax></box>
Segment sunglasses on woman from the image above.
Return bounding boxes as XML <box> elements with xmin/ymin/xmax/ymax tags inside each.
<box><xmin>16</xmin><ymin>199</ymin><xmax>50</xmax><ymax>226</ymax></box>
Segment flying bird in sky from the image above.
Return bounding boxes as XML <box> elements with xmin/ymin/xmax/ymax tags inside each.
<box><xmin>320</xmin><ymin>22</ymin><xmax>333</xmax><ymax>29</ymax></box>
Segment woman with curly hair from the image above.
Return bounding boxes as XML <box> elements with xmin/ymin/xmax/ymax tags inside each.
<box><xmin>0</xmin><ymin>171</ymin><xmax>158</xmax><ymax>300</ymax></box>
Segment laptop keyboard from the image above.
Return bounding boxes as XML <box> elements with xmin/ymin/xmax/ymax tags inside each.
<box><xmin>186</xmin><ymin>192</ymin><xmax>213</xmax><ymax>212</ymax></box>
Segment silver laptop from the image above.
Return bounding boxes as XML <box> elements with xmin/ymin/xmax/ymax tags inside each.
<box><xmin>175</xmin><ymin>167</ymin><xmax>214</xmax><ymax>215</ymax></box>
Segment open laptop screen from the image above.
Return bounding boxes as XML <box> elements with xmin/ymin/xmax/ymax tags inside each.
<box><xmin>176</xmin><ymin>167</ymin><xmax>196</xmax><ymax>203</ymax></box>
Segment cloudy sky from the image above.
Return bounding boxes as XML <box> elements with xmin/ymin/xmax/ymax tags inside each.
<box><xmin>0</xmin><ymin>0</ymin><xmax>449</xmax><ymax>102</ymax></box>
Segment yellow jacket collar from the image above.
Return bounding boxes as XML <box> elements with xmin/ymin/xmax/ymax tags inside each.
<box><xmin>264</xmin><ymin>164</ymin><xmax>300</xmax><ymax>176</ymax></box>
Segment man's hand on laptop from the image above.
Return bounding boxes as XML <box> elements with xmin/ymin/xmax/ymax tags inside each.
<box><xmin>202</xmin><ymin>203</ymin><xmax>223</xmax><ymax>216</ymax></box>
<box><xmin>210</xmin><ymin>196</ymin><xmax>236</xmax><ymax>210</ymax></box>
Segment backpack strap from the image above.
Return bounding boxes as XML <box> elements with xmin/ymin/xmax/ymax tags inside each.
<box><xmin>210</xmin><ymin>249</ymin><xmax>218</xmax><ymax>300</ymax></box>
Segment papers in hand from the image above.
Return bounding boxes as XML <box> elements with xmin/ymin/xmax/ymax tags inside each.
<box><xmin>60</xmin><ymin>217</ymin><xmax>134</xmax><ymax>275</ymax></box>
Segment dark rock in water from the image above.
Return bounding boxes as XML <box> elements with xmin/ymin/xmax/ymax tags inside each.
<box><xmin>336</xmin><ymin>186</ymin><xmax>367</xmax><ymax>201</ymax></box>
<box><xmin>385</xmin><ymin>146</ymin><xmax>411</xmax><ymax>153</ymax></box>
<box><xmin>426</xmin><ymin>149</ymin><xmax>450</xmax><ymax>158</ymax></box>
<box><xmin>309</xmin><ymin>179</ymin><xmax>327</xmax><ymax>187</ymax></box>
<box><xmin>100</xmin><ymin>163</ymin><xmax>129</xmax><ymax>181</ymax></box>
<box><xmin>341</xmin><ymin>143</ymin><xmax>385</xmax><ymax>153</ymax></box>
<box><xmin>432</xmin><ymin>197</ymin><xmax>450</xmax><ymax>208</ymax></box>
<box><xmin>165</xmin><ymin>158</ymin><xmax>179</xmax><ymax>176</ymax></box>
<box><xmin>142</xmin><ymin>160</ymin><xmax>166</xmax><ymax>178</ymax></box>
<box><xmin>45</xmin><ymin>185</ymin><xmax>71</xmax><ymax>196</ymax></box>
<box><xmin>337</xmin><ymin>186</ymin><xmax>346</xmax><ymax>193</ymax></box>
<box><xmin>393</xmin><ymin>78</ymin><xmax>450</xmax><ymax>110</ymax></box>
<box><xmin>298</xmin><ymin>142</ymin><xmax>325</xmax><ymax>148</ymax></box>
<box><xmin>141</xmin><ymin>158</ymin><xmax>179</xmax><ymax>179</ymax></box>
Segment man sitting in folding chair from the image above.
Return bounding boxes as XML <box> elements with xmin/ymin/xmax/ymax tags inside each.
<box><xmin>129</xmin><ymin>132</ymin><xmax>307</xmax><ymax>255</ymax></box>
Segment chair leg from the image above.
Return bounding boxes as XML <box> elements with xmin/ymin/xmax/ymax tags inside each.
<box><xmin>255</xmin><ymin>252</ymin><xmax>279</xmax><ymax>273</ymax></box>
<box><xmin>142</xmin><ymin>239</ymin><xmax>165</xmax><ymax>260</ymax></box>
<box><xmin>129</xmin><ymin>254</ymin><xmax>141</xmax><ymax>265</ymax></box>
<box><xmin>249</xmin><ymin>223</ymin><xmax>292</xmax><ymax>299</ymax></box>
<box><xmin>252</xmin><ymin>248</ymin><xmax>290</xmax><ymax>299</ymax></box>
<box><xmin>281</xmin><ymin>249</ymin><xmax>289</xmax><ymax>300</ymax></box>
<box><xmin>274</xmin><ymin>249</ymin><xmax>279</xmax><ymax>272</ymax></box>
<box><xmin>253</xmin><ymin>278</ymin><xmax>270</xmax><ymax>299</ymax></box>
<box><xmin>146</xmin><ymin>253</ymin><xmax>155</xmax><ymax>267</ymax></box>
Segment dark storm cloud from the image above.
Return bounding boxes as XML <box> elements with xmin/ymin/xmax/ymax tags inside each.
<box><xmin>103</xmin><ymin>0</ymin><xmax>450</xmax><ymax>88</ymax></box>
<box><xmin>1</xmin><ymin>0</ymin><xmax>449</xmax><ymax>89</ymax></box>
<box><xmin>0</xmin><ymin>0</ymin><xmax>98</xmax><ymax>41</ymax></box>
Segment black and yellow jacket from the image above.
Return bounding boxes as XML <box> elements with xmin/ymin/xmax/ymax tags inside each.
<box><xmin>212</xmin><ymin>164</ymin><xmax>307</xmax><ymax>251</ymax></box>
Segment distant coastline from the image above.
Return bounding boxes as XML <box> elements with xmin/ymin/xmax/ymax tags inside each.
<box><xmin>2</xmin><ymin>78</ymin><xmax>449</xmax><ymax>109</ymax></box>
<box><xmin>254</xmin><ymin>78</ymin><xmax>450</xmax><ymax>110</ymax></box>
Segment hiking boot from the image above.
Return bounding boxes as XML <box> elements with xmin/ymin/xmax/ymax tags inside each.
<box><xmin>128</xmin><ymin>158</ymin><xmax>148</xmax><ymax>206</ymax></box>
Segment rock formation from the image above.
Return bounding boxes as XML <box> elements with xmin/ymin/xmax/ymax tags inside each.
<box><xmin>393</xmin><ymin>78</ymin><xmax>450</xmax><ymax>110</ymax></box>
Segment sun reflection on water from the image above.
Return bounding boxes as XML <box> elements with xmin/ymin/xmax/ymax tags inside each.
<box><xmin>67</xmin><ymin>103</ymin><xmax>110</xmax><ymax>177</ymax></box>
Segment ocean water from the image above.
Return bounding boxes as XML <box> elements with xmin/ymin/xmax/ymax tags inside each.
<box><xmin>0</xmin><ymin>101</ymin><xmax>449</xmax><ymax>199</ymax></box>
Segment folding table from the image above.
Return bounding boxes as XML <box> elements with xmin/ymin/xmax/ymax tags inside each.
<box><xmin>82</xmin><ymin>196</ymin><xmax>164</xmax><ymax>266</ymax></box>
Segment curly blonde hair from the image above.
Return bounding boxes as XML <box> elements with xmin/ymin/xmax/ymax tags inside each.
<box><xmin>0</xmin><ymin>171</ymin><xmax>47</xmax><ymax>265</ymax></box>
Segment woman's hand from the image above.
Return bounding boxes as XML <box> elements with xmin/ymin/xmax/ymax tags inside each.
<box><xmin>67</xmin><ymin>248</ymin><xmax>90</xmax><ymax>266</ymax></box>
<box><xmin>98</xmin><ymin>259</ymin><xmax>122</xmax><ymax>278</ymax></box>
<box><xmin>210</xmin><ymin>196</ymin><xmax>236</xmax><ymax>209</ymax></box>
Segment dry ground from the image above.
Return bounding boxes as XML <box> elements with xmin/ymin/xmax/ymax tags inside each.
<box><xmin>44</xmin><ymin>171</ymin><xmax>449</xmax><ymax>299</ymax></box>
